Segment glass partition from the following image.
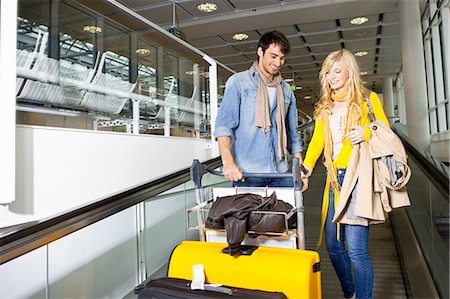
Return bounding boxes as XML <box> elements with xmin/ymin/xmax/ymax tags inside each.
<box><xmin>406</xmin><ymin>158</ymin><xmax>449</xmax><ymax>298</ymax></box>
<box><xmin>16</xmin><ymin>0</ymin><xmax>234</xmax><ymax>138</ymax></box>
<box><xmin>0</xmin><ymin>172</ymin><xmax>228</xmax><ymax>299</ymax></box>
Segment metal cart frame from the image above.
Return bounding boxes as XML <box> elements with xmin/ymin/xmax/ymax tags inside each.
<box><xmin>189</xmin><ymin>158</ymin><xmax>306</xmax><ymax>250</ymax></box>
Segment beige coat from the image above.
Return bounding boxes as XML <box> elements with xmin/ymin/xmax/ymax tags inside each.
<box><xmin>333</xmin><ymin>120</ymin><xmax>411</xmax><ymax>225</ymax></box>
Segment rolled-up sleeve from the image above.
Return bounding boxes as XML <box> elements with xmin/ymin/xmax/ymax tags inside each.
<box><xmin>213</xmin><ymin>75</ymin><xmax>241</xmax><ymax>140</ymax></box>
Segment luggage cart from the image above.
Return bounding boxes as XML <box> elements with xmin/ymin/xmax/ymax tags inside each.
<box><xmin>136</xmin><ymin>158</ymin><xmax>322</xmax><ymax>299</ymax></box>
<box><xmin>188</xmin><ymin>157</ymin><xmax>307</xmax><ymax>250</ymax></box>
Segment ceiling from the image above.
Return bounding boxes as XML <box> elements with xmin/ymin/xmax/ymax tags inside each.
<box><xmin>104</xmin><ymin>0</ymin><xmax>412</xmax><ymax>114</ymax></box>
<box><xmin>19</xmin><ymin>0</ymin><xmax>427</xmax><ymax>116</ymax></box>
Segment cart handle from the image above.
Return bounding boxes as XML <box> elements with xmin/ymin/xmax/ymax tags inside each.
<box><xmin>190</xmin><ymin>158</ymin><xmax>307</xmax><ymax>190</ymax></box>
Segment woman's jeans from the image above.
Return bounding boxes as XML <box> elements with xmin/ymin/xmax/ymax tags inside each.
<box><xmin>325</xmin><ymin>168</ymin><xmax>373</xmax><ymax>299</ymax></box>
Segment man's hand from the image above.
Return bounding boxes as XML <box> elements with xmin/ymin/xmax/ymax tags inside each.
<box><xmin>217</xmin><ymin>136</ymin><xmax>243</xmax><ymax>181</ymax></box>
<box><xmin>223</xmin><ymin>162</ymin><xmax>243</xmax><ymax>182</ymax></box>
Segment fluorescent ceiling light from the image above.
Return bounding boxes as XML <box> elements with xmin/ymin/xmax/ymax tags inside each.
<box><xmin>136</xmin><ymin>48</ymin><xmax>151</xmax><ymax>55</ymax></box>
<box><xmin>304</xmin><ymin>95</ymin><xmax>312</xmax><ymax>100</ymax></box>
<box><xmin>233</xmin><ymin>33</ymin><xmax>248</xmax><ymax>41</ymax></box>
<box><xmin>350</xmin><ymin>17</ymin><xmax>368</xmax><ymax>25</ymax></box>
<box><xmin>83</xmin><ymin>25</ymin><xmax>102</xmax><ymax>33</ymax></box>
<box><xmin>354</xmin><ymin>51</ymin><xmax>368</xmax><ymax>57</ymax></box>
<box><xmin>198</xmin><ymin>3</ymin><xmax>217</xmax><ymax>13</ymax></box>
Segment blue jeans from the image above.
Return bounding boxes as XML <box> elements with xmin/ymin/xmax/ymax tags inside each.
<box><xmin>233</xmin><ymin>177</ymin><xmax>293</xmax><ymax>187</ymax></box>
<box><xmin>325</xmin><ymin>168</ymin><xmax>373</xmax><ymax>299</ymax></box>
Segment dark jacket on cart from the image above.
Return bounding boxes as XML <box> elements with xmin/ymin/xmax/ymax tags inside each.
<box><xmin>205</xmin><ymin>192</ymin><xmax>294</xmax><ymax>256</ymax></box>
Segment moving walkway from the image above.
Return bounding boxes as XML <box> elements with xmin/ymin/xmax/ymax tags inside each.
<box><xmin>0</xmin><ymin>132</ymin><xmax>448</xmax><ymax>298</ymax></box>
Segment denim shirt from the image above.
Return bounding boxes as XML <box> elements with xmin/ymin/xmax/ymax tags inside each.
<box><xmin>214</xmin><ymin>65</ymin><xmax>302</xmax><ymax>173</ymax></box>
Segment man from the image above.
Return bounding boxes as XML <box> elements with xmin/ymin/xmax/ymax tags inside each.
<box><xmin>214</xmin><ymin>30</ymin><xmax>308</xmax><ymax>189</ymax></box>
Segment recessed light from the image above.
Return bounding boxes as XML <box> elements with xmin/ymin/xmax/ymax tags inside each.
<box><xmin>83</xmin><ymin>25</ymin><xmax>102</xmax><ymax>33</ymax></box>
<box><xmin>136</xmin><ymin>48</ymin><xmax>151</xmax><ymax>55</ymax></box>
<box><xmin>197</xmin><ymin>2</ymin><xmax>217</xmax><ymax>13</ymax></box>
<box><xmin>350</xmin><ymin>17</ymin><xmax>368</xmax><ymax>25</ymax></box>
<box><xmin>354</xmin><ymin>51</ymin><xmax>368</xmax><ymax>57</ymax></box>
<box><xmin>233</xmin><ymin>33</ymin><xmax>249</xmax><ymax>41</ymax></box>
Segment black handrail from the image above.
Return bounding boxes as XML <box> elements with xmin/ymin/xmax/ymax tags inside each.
<box><xmin>0</xmin><ymin>157</ymin><xmax>222</xmax><ymax>265</ymax></box>
<box><xmin>394</xmin><ymin>128</ymin><xmax>449</xmax><ymax>198</ymax></box>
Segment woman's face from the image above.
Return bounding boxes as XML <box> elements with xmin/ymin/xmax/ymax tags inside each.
<box><xmin>326</xmin><ymin>60</ymin><xmax>349</xmax><ymax>93</ymax></box>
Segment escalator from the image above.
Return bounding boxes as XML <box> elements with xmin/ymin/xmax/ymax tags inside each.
<box><xmin>303</xmin><ymin>163</ymin><xmax>409</xmax><ymax>298</ymax></box>
<box><xmin>1</xmin><ymin>134</ymin><xmax>448</xmax><ymax>298</ymax></box>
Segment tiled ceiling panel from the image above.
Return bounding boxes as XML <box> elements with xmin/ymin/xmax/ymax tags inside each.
<box><xmin>108</xmin><ymin>0</ymin><xmax>406</xmax><ymax>103</ymax></box>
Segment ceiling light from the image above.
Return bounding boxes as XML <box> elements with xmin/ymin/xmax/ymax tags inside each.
<box><xmin>354</xmin><ymin>51</ymin><xmax>368</xmax><ymax>57</ymax></box>
<box><xmin>350</xmin><ymin>17</ymin><xmax>368</xmax><ymax>25</ymax></box>
<box><xmin>83</xmin><ymin>25</ymin><xmax>102</xmax><ymax>33</ymax></box>
<box><xmin>304</xmin><ymin>95</ymin><xmax>312</xmax><ymax>100</ymax></box>
<box><xmin>233</xmin><ymin>33</ymin><xmax>248</xmax><ymax>41</ymax></box>
<box><xmin>285</xmin><ymin>78</ymin><xmax>294</xmax><ymax>83</ymax></box>
<box><xmin>360</xmin><ymin>71</ymin><xmax>368</xmax><ymax>75</ymax></box>
<box><xmin>197</xmin><ymin>2</ymin><xmax>217</xmax><ymax>13</ymax></box>
<box><xmin>136</xmin><ymin>48</ymin><xmax>151</xmax><ymax>55</ymax></box>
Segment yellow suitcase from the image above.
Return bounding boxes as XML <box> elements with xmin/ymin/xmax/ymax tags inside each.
<box><xmin>168</xmin><ymin>240</ymin><xmax>322</xmax><ymax>299</ymax></box>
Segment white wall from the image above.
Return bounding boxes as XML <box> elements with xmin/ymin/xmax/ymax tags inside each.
<box><xmin>1</xmin><ymin>125</ymin><xmax>214</xmax><ymax>227</ymax></box>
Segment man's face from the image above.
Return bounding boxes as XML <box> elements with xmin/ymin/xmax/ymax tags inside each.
<box><xmin>257</xmin><ymin>43</ymin><xmax>286</xmax><ymax>78</ymax></box>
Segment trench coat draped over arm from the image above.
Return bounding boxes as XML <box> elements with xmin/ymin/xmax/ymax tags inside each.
<box><xmin>333</xmin><ymin>118</ymin><xmax>411</xmax><ymax>225</ymax></box>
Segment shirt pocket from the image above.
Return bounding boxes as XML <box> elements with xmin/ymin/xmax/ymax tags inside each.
<box><xmin>241</xmin><ymin>88</ymin><xmax>257</xmax><ymax>119</ymax></box>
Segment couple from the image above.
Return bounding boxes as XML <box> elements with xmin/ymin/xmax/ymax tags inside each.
<box><xmin>214</xmin><ymin>31</ymin><xmax>389</xmax><ymax>299</ymax></box>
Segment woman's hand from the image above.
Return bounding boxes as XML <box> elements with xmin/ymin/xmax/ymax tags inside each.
<box><xmin>346</xmin><ymin>126</ymin><xmax>365</xmax><ymax>144</ymax></box>
<box><xmin>300</xmin><ymin>165</ymin><xmax>312</xmax><ymax>192</ymax></box>
<box><xmin>301</xmin><ymin>174</ymin><xmax>309</xmax><ymax>192</ymax></box>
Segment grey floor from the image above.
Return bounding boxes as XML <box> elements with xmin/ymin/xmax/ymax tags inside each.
<box><xmin>303</xmin><ymin>164</ymin><xmax>407</xmax><ymax>299</ymax></box>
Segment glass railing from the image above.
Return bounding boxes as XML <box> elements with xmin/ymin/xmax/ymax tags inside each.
<box><xmin>0</xmin><ymin>158</ymin><xmax>227</xmax><ymax>299</ymax></box>
<box><xmin>406</xmin><ymin>157</ymin><xmax>449</xmax><ymax>298</ymax></box>
<box><xmin>16</xmin><ymin>0</ymin><xmax>232</xmax><ymax>138</ymax></box>
<box><xmin>393</xmin><ymin>124</ymin><xmax>449</xmax><ymax>298</ymax></box>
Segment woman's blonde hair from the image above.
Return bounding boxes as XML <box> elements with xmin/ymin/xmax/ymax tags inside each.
<box><xmin>314</xmin><ymin>49</ymin><xmax>366</xmax><ymax>119</ymax></box>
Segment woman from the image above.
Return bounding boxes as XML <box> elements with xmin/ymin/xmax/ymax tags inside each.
<box><xmin>303</xmin><ymin>49</ymin><xmax>389</xmax><ymax>299</ymax></box>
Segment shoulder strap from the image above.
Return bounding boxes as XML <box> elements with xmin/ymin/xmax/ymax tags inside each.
<box><xmin>364</xmin><ymin>90</ymin><xmax>375</xmax><ymax>123</ymax></box>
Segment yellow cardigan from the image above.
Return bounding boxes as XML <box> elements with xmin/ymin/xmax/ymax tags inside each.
<box><xmin>303</xmin><ymin>91</ymin><xmax>389</xmax><ymax>246</ymax></box>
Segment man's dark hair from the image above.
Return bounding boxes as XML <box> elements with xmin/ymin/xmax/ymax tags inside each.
<box><xmin>257</xmin><ymin>30</ymin><xmax>290</xmax><ymax>56</ymax></box>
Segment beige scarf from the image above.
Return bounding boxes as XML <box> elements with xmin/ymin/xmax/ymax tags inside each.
<box><xmin>253</xmin><ymin>61</ymin><xmax>287</xmax><ymax>160</ymax></box>
<box><xmin>321</xmin><ymin>90</ymin><xmax>360</xmax><ymax>192</ymax></box>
